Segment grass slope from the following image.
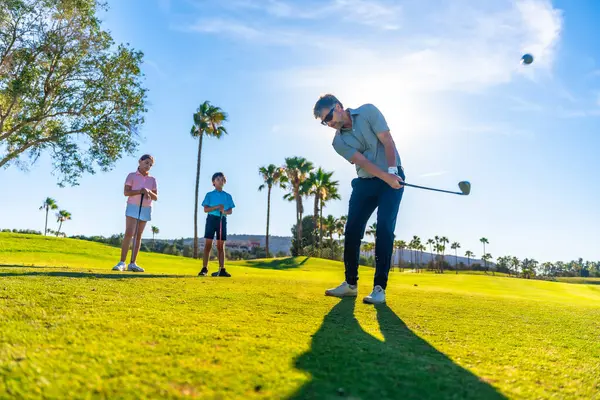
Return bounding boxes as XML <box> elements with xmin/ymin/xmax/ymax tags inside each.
<box><xmin>1</xmin><ymin>233</ymin><xmax>599</xmax><ymax>399</ymax></box>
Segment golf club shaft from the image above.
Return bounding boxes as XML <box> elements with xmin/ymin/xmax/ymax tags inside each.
<box><xmin>132</xmin><ymin>193</ymin><xmax>144</xmax><ymax>262</ymax></box>
<box><xmin>402</xmin><ymin>182</ymin><xmax>464</xmax><ymax>195</ymax></box>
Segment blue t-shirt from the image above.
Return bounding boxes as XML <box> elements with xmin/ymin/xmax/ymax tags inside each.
<box><xmin>202</xmin><ymin>189</ymin><xmax>235</xmax><ymax>217</ymax></box>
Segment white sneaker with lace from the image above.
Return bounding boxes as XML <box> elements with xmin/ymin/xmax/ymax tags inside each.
<box><xmin>325</xmin><ymin>281</ymin><xmax>358</xmax><ymax>298</ymax></box>
<box><xmin>112</xmin><ymin>261</ymin><xmax>126</xmax><ymax>271</ymax></box>
<box><xmin>363</xmin><ymin>285</ymin><xmax>386</xmax><ymax>304</ymax></box>
<box><xmin>127</xmin><ymin>263</ymin><xmax>144</xmax><ymax>272</ymax></box>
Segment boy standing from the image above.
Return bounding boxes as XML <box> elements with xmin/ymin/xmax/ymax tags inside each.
<box><xmin>199</xmin><ymin>172</ymin><xmax>235</xmax><ymax>277</ymax></box>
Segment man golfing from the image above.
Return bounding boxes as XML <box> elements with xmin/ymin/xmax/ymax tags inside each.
<box><xmin>314</xmin><ymin>94</ymin><xmax>404</xmax><ymax>304</ymax></box>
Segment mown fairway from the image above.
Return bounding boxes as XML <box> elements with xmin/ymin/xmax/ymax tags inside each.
<box><xmin>1</xmin><ymin>233</ymin><xmax>599</xmax><ymax>399</ymax></box>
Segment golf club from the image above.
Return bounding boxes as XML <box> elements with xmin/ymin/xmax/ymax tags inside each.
<box><xmin>131</xmin><ymin>193</ymin><xmax>144</xmax><ymax>263</ymax></box>
<box><xmin>402</xmin><ymin>181</ymin><xmax>471</xmax><ymax>196</ymax></box>
<box><xmin>212</xmin><ymin>211</ymin><xmax>225</xmax><ymax>277</ymax></box>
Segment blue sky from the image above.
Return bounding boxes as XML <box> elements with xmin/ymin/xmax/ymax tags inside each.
<box><xmin>2</xmin><ymin>0</ymin><xmax>599</xmax><ymax>262</ymax></box>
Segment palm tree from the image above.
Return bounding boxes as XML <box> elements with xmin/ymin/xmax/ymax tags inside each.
<box><xmin>55</xmin><ymin>210</ymin><xmax>71</xmax><ymax>237</ymax></box>
<box><xmin>480</xmin><ymin>237</ymin><xmax>489</xmax><ymax>269</ymax></box>
<box><xmin>151</xmin><ymin>226</ymin><xmax>160</xmax><ymax>250</ymax></box>
<box><xmin>409</xmin><ymin>237</ymin><xmax>418</xmax><ymax>271</ymax></box>
<box><xmin>305</xmin><ymin>168</ymin><xmax>334</xmax><ymax>247</ymax></box>
<box><xmin>40</xmin><ymin>197</ymin><xmax>58</xmax><ymax>236</ymax></box>
<box><xmin>412</xmin><ymin>236</ymin><xmax>422</xmax><ymax>272</ymax></box>
<box><xmin>511</xmin><ymin>256</ymin><xmax>520</xmax><ymax>276</ymax></box>
<box><xmin>318</xmin><ymin>181</ymin><xmax>340</xmax><ymax>251</ymax></box>
<box><xmin>335</xmin><ymin>215</ymin><xmax>347</xmax><ymax>240</ymax></box>
<box><xmin>440</xmin><ymin>236</ymin><xmax>449</xmax><ymax>273</ymax></box>
<box><xmin>451</xmin><ymin>242</ymin><xmax>461</xmax><ymax>274</ymax></box>
<box><xmin>465</xmin><ymin>250</ymin><xmax>474</xmax><ymax>268</ymax></box>
<box><xmin>366</xmin><ymin>222</ymin><xmax>377</xmax><ymax>240</ymax></box>
<box><xmin>258</xmin><ymin>164</ymin><xmax>286</xmax><ymax>258</ymax></box>
<box><xmin>426</xmin><ymin>238</ymin><xmax>434</xmax><ymax>268</ymax></box>
<box><xmin>395</xmin><ymin>240</ymin><xmax>407</xmax><ymax>270</ymax></box>
<box><xmin>191</xmin><ymin>101</ymin><xmax>228</xmax><ymax>259</ymax></box>
<box><xmin>482</xmin><ymin>253</ymin><xmax>493</xmax><ymax>275</ymax></box>
<box><xmin>323</xmin><ymin>215</ymin><xmax>337</xmax><ymax>259</ymax></box>
<box><xmin>362</xmin><ymin>242</ymin><xmax>375</xmax><ymax>263</ymax></box>
<box><xmin>283</xmin><ymin>157</ymin><xmax>314</xmax><ymax>255</ymax></box>
<box><xmin>366</xmin><ymin>222</ymin><xmax>377</xmax><ymax>266</ymax></box>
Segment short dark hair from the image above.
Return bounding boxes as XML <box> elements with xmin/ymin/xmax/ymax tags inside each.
<box><xmin>313</xmin><ymin>94</ymin><xmax>343</xmax><ymax>119</ymax></box>
<box><xmin>140</xmin><ymin>154</ymin><xmax>154</xmax><ymax>162</ymax></box>
<box><xmin>212</xmin><ymin>172</ymin><xmax>226</xmax><ymax>184</ymax></box>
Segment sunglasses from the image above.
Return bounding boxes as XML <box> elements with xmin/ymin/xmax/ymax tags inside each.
<box><xmin>320</xmin><ymin>106</ymin><xmax>336</xmax><ymax>126</ymax></box>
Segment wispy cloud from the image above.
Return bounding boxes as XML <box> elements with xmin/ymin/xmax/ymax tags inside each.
<box><xmin>179</xmin><ymin>0</ymin><xmax>563</xmax><ymax>137</ymax></box>
<box><xmin>220</xmin><ymin>0</ymin><xmax>402</xmax><ymax>30</ymax></box>
<box><xmin>143</xmin><ymin>59</ymin><xmax>167</xmax><ymax>79</ymax></box>
<box><xmin>508</xmin><ymin>96</ymin><xmax>544</xmax><ymax>112</ymax></box>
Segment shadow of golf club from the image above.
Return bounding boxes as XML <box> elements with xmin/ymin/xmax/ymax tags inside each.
<box><xmin>243</xmin><ymin>257</ymin><xmax>310</xmax><ymax>270</ymax></box>
<box><xmin>289</xmin><ymin>298</ymin><xmax>506</xmax><ymax>400</ymax></box>
<box><xmin>0</xmin><ymin>270</ymin><xmax>187</xmax><ymax>279</ymax></box>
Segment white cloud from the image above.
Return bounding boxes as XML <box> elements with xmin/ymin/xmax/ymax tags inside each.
<box><xmin>508</xmin><ymin>96</ymin><xmax>544</xmax><ymax>112</ymax></box>
<box><xmin>181</xmin><ymin>0</ymin><xmax>563</xmax><ymax>137</ymax></box>
<box><xmin>222</xmin><ymin>0</ymin><xmax>402</xmax><ymax>29</ymax></box>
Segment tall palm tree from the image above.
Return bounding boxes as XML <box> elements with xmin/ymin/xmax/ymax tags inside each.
<box><xmin>305</xmin><ymin>168</ymin><xmax>334</xmax><ymax>247</ymax></box>
<box><xmin>323</xmin><ymin>214</ymin><xmax>337</xmax><ymax>259</ymax></box>
<box><xmin>335</xmin><ymin>215</ymin><xmax>347</xmax><ymax>240</ymax></box>
<box><xmin>283</xmin><ymin>157</ymin><xmax>314</xmax><ymax>255</ymax></box>
<box><xmin>362</xmin><ymin>242</ymin><xmax>375</xmax><ymax>263</ymax></box>
<box><xmin>451</xmin><ymin>242</ymin><xmax>461</xmax><ymax>274</ymax></box>
<box><xmin>482</xmin><ymin>253</ymin><xmax>493</xmax><ymax>275</ymax></box>
<box><xmin>395</xmin><ymin>240</ymin><xmax>407</xmax><ymax>270</ymax></box>
<box><xmin>258</xmin><ymin>164</ymin><xmax>286</xmax><ymax>257</ymax></box>
<box><xmin>426</xmin><ymin>238</ymin><xmax>434</xmax><ymax>267</ymax></box>
<box><xmin>511</xmin><ymin>256</ymin><xmax>520</xmax><ymax>275</ymax></box>
<box><xmin>55</xmin><ymin>210</ymin><xmax>71</xmax><ymax>237</ymax></box>
<box><xmin>440</xmin><ymin>236</ymin><xmax>449</xmax><ymax>273</ymax></box>
<box><xmin>465</xmin><ymin>250</ymin><xmax>474</xmax><ymax>268</ymax></box>
<box><xmin>191</xmin><ymin>101</ymin><xmax>228</xmax><ymax>259</ymax></box>
<box><xmin>39</xmin><ymin>197</ymin><xmax>58</xmax><ymax>236</ymax></box>
<box><xmin>480</xmin><ymin>237</ymin><xmax>489</xmax><ymax>269</ymax></box>
<box><xmin>366</xmin><ymin>222</ymin><xmax>377</xmax><ymax>239</ymax></box>
<box><xmin>315</xmin><ymin>177</ymin><xmax>340</xmax><ymax>253</ymax></box>
<box><xmin>412</xmin><ymin>236</ymin><xmax>422</xmax><ymax>272</ymax></box>
<box><xmin>366</xmin><ymin>222</ymin><xmax>377</xmax><ymax>266</ymax></box>
<box><xmin>151</xmin><ymin>226</ymin><xmax>160</xmax><ymax>250</ymax></box>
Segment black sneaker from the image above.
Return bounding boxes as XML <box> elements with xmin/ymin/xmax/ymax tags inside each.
<box><xmin>198</xmin><ymin>267</ymin><xmax>208</xmax><ymax>277</ymax></box>
<box><xmin>211</xmin><ymin>268</ymin><xmax>231</xmax><ymax>277</ymax></box>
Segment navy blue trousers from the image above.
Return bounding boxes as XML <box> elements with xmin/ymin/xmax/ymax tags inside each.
<box><xmin>344</xmin><ymin>170</ymin><xmax>405</xmax><ymax>290</ymax></box>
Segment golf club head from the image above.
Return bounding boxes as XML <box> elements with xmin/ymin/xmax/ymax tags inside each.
<box><xmin>458</xmin><ymin>181</ymin><xmax>471</xmax><ymax>195</ymax></box>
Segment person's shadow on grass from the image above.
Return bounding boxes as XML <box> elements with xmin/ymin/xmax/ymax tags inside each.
<box><xmin>289</xmin><ymin>298</ymin><xmax>506</xmax><ymax>400</ymax></box>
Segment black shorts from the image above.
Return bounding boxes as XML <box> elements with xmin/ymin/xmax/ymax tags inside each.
<box><xmin>204</xmin><ymin>214</ymin><xmax>227</xmax><ymax>241</ymax></box>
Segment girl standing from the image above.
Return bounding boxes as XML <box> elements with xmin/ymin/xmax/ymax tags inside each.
<box><xmin>112</xmin><ymin>154</ymin><xmax>158</xmax><ymax>272</ymax></box>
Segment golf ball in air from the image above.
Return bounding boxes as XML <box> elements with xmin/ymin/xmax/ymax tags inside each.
<box><xmin>521</xmin><ymin>53</ymin><xmax>534</xmax><ymax>65</ymax></box>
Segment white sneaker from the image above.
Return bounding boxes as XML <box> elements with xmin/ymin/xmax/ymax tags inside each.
<box><xmin>363</xmin><ymin>285</ymin><xmax>386</xmax><ymax>304</ymax></box>
<box><xmin>127</xmin><ymin>263</ymin><xmax>144</xmax><ymax>272</ymax></box>
<box><xmin>112</xmin><ymin>261</ymin><xmax>126</xmax><ymax>271</ymax></box>
<box><xmin>325</xmin><ymin>281</ymin><xmax>358</xmax><ymax>298</ymax></box>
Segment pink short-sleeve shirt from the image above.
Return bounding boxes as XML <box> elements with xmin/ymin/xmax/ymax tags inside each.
<box><xmin>125</xmin><ymin>171</ymin><xmax>157</xmax><ymax>208</ymax></box>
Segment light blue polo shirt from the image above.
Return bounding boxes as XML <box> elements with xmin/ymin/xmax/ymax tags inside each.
<box><xmin>332</xmin><ymin>103</ymin><xmax>401</xmax><ymax>179</ymax></box>
<box><xmin>202</xmin><ymin>189</ymin><xmax>235</xmax><ymax>217</ymax></box>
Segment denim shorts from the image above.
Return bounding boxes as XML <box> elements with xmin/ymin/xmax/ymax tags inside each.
<box><xmin>125</xmin><ymin>203</ymin><xmax>152</xmax><ymax>222</ymax></box>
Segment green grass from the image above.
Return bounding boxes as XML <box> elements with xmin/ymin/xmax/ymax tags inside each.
<box><xmin>1</xmin><ymin>233</ymin><xmax>599</xmax><ymax>399</ymax></box>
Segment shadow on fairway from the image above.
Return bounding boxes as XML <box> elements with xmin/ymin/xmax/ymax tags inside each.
<box><xmin>289</xmin><ymin>298</ymin><xmax>506</xmax><ymax>400</ymax></box>
<box><xmin>0</xmin><ymin>270</ymin><xmax>186</xmax><ymax>279</ymax></box>
<box><xmin>244</xmin><ymin>257</ymin><xmax>310</xmax><ymax>270</ymax></box>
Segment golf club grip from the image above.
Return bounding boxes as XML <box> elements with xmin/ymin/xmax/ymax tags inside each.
<box><xmin>402</xmin><ymin>182</ymin><xmax>463</xmax><ymax>195</ymax></box>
